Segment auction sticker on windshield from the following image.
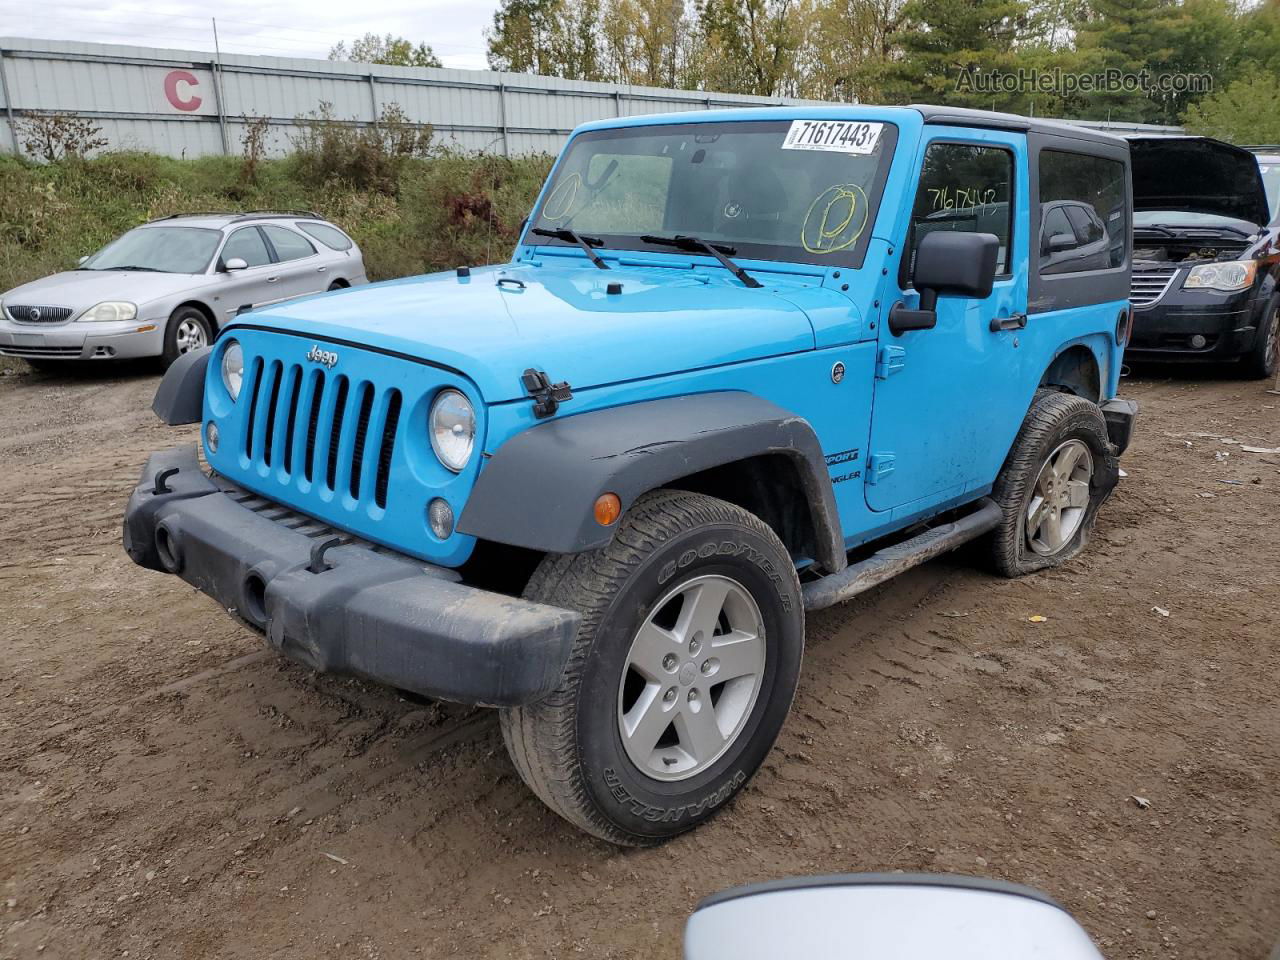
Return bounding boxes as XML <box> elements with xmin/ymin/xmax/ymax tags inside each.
<box><xmin>782</xmin><ymin>120</ymin><xmax>883</xmax><ymax>155</ymax></box>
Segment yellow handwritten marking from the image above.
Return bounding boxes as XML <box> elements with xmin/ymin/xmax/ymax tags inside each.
<box><xmin>541</xmin><ymin>173</ymin><xmax>581</xmax><ymax>222</ymax></box>
<box><xmin>802</xmin><ymin>184</ymin><xmax>870</xmax><ymax>255</ymax></box>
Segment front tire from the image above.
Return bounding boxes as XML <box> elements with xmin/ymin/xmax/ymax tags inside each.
<box><xmin>500</xmin><ymin>490</ymin><xmax>804</xmax><ymax>846</ymax></box>
<box><xmin>987</xmin><ymin>391</ymin><xmax>1118</xmax><ymax>577</ymax></box>
<box><xmin>161</xmin><ymin>306</ymin><xmax>211</xmax><ymax>369</ymax></box>
<box><xmin>1242</xmin><ymin>300</ymin><xmax>1279</xmax><ymax>380</ymax></box>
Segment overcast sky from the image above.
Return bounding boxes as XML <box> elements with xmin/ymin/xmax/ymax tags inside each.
<box><xmin>0</xmin><ymin>0</ymin><xmax>500</xmax><ymax>70</ymax></box>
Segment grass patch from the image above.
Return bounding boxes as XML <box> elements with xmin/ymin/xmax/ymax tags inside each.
<box><xmin>0</xmin><ymin>149</ymin><xmax>554</xmax><ymax>292</ymax></box>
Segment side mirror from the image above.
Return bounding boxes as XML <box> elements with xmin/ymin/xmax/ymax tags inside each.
<box><xmin>1047</xmin><ymin>232</ymin><xmax>1078</xmax><ymax>254</ymax></box>
<box><xmin>224</xmin><ymin>257</ymin><xmax>248</xmax><ymax>272</ymax></box>
<box><xmin>685</xmin><ymin>874</ymin><xmax>1104</xmax><ymax>960</ymax></box>
<box><xmin>77</xmin><ymin>255</ymin><xmax>89</xmax><ymax>266</ymax></box>
<box><xmin>890</xmin><ymin>231</ymin><xmax>1000</xmax><ymax>335</ymax></box>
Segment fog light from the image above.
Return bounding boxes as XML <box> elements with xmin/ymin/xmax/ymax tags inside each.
<box><xmin>427</xmin><ymin>498</ymin><xmax>454</xmax><ymax>539</ymax></box>
<box><xmin>1190</xmin><ymin>334</ymin><xmax>1208</xmax><ymax>349</ymax></box>
<box><xmin>205</xmin><ymin>420</ymin><xmax>219</xmax><ymax>454</ymax></box>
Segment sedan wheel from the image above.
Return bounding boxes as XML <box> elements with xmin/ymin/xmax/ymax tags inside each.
<box><xmin>175</xmin><ymin>317</ymin><xmax>208</xmax><ymax>354</ymax></box>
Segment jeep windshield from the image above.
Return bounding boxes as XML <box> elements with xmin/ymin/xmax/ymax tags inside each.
<box><xmin>529</xmin><ymin>119</ymin><xmax>897</xmax><ymax>269</ymax></box>
<box><xmin>81</xmin><ymin>226</ymin><xmax>223</xmax><ymax>274</ymax></box>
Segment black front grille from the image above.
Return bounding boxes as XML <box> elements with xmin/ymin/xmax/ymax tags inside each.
<box><xmin>6</xmin><ymin>305</ymin><xmax>74</xmax><ymax>324</ymax></box>
<box><xmin>243</xmin><ymin>362</ymin><xmax>401</xmax><ymax>511</ymax></box>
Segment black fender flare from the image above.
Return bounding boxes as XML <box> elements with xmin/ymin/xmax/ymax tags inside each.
<box><xmin>152</xmin><ymin>346</ymin><xmax>211</xmax><ymax>425</ymax></box>
<box><xmin>457</xmin><ymin>391</ymin><xmax>846</xmax><ymax>573</ymax></box>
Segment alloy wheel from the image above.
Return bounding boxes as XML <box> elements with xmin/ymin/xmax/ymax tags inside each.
<box><xmin>617</xmin><ymin>574</ymin><xmax>766</xmax><ymax>781</ymax></box>
<box><xmin>1026</xmin><ymin>439</ymin><xmax>1094</xmax><ymax>556</ymax></box>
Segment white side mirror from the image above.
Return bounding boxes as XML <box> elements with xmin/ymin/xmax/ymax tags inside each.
<box><xmin>77</xmin><ymin>255</ymin><xmax>89</xmax><ymax>266</ymax></box>
<box><xmin>685</xmin><ymin>874</ymin><xmax>1103</xmax><ymax>960</ymax></box>
<box><xmin>224</xmin><ymin>257</ymin><xmax>248</xmax><ymax>272</ymax></box>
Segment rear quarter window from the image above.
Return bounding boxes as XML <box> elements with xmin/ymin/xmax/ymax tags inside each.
<box><xmin>296</xmin><ymin>221</ymin><xmax>354</xmax><ymax>251</ymax></box>
<box><xmin>1038</xmin><ymin>151</ymin><xmax>1127</xmax><ymax>275</ymax></box>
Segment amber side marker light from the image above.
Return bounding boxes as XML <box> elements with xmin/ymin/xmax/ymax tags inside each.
<box><xmin>594</xmin><ymin>493</ymin><xmax>621</xmax><ymax>526</ymax></box>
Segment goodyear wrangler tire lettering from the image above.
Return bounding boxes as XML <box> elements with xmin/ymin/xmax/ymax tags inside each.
<box><xmin>499</xmin><ymin>490</ymin><xmax>805</xmax><ymax>846</ymax></box>
<box><xmin>604</xmin><ymin>768</ymin><xmax>747</xmax><ymax>823</ymax></box>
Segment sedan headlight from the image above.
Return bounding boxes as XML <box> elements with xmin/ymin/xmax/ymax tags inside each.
<box><xmin>221</xmin><ymin>340</ymin><xmax>244</xmax><ymax>401</ymax></box>
<box><xmin>429</xmin><ymin>389</ymin><xmax>476</xmax><ymax>472</ymax></box>
<box><xmin>1183</xmin><ymin>260</ymin><xmax>1257</xmax><ymax>292</ymax></box>
<box><xmin>78</xmin><ymin>301</ymin><xmax>137</xmax><ymax>323</ymax></box>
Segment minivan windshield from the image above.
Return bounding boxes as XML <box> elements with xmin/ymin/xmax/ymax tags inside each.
<box><xmin>81</xmin><ymin>226</ymin><xmax>223</xmax><ymax>274</ymax></box>
<box><xmin>1258</xmin><ymin>157</ymin><xmax>1280</xmax><ymax>223</ymax></box>
<box><xmin>529</xmin><ymin>119</ymin><xmax>897</xmax><ymax>269</ymax></box>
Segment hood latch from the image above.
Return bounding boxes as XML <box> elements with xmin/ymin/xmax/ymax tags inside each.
<box><xmin>521</xmin><ymin>368</ymin><xmax>573</xmax><ymax>419</ymax></box>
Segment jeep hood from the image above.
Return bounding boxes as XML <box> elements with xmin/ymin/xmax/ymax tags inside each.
<box><xmin>231</xmin><ymin>263</ymin><xmax>829</xmax><ymax>402</ymax></box>
<box><xmin>1129</xmin><ymin>136</ymin><xmax>1271</xmax><ymax>227</ymax></box>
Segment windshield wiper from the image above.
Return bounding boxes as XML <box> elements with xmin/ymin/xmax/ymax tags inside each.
<box><xmin>640</xmin><ymin>235</ymin><xmax>763</xmax><ymax>288</ymax></box>
<box><xmin>531</xmin><ymin>227</ymin><xmax>610</xmax><ymax>270</ymax></box>
<box><xmin>105</xmin><ymin>265</ymin><xmax>164</xmax><ymax>272</ymax></box>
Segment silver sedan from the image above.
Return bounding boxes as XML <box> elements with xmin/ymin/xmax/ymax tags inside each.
<box><xmin>0</xmin><ymin>211</ymin><xmax>368</xmax><ymax>369</ymax></box>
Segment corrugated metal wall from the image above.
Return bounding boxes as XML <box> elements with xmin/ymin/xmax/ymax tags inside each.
<box><xmin>0</xmin><ymin>37</ymin><xmax>828</xmax><ymax>158</ymax></box>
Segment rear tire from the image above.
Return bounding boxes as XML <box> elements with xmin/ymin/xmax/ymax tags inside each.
<box><xmin>161</xmin><ymin>306</ymin><xmax>212</xmax><ymax>370</ymax></box>
<box><xmin>1242</xmin><ymin>300</ymin><xmax>1279</xmax><ymax>380</ymax></box>
<box><xmin>500</xmin><ymin>490</ymin><xmax>804</xmax><ymax>846</ymax></box>
<box><xmin>987</xmin><ymin>391</ymin><xmax>1118</xmax><ymax>577</ymax></box>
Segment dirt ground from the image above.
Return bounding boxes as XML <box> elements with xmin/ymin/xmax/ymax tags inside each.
<box><xmin>1</xmin><ymin>360</ymin><xmax>1277</xmax><ymax>960</ymax></box>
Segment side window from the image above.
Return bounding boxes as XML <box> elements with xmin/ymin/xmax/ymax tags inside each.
<box><xmin>296</xmin><ymin>221</ymin><xmax>353</xmax><ymax>251</ymax></box>
<box><xmin>905</xmin><ymin>142</ymin><xmax>1013</xmax><ymax>283</ymax></box>
<box><xmin>1038</xmin><ymin>150</ymin><xmax>1127</xmax><ymax>275</ymax></box>
<box><xmin>221</xmin><ymin>227</ymin><xmax>271</xmax><ymax>268</ymax></box>
<box><xmin>262</xmin><ymin>225</ymin><xmax>317</xmax><ymax>262</ymax></box>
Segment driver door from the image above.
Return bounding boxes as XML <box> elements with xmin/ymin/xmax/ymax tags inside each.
<box><xmin>865</xmin><ymin>130</ymin><xmax>1031</xmax><ymax>515</ymax></box>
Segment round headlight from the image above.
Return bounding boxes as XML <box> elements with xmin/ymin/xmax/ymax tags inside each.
<box><xmin>221</xmin><ymin>341</ymin><xmax>244</xmax><ymax>401</ymax></box>
<box><xmin>429</xmin><ymin>389</ymin><xmax>475</xmax><ymax>472</ymax></box>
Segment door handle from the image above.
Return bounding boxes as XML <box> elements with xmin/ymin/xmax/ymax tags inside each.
<box><xmin>316</xmin><ymin>265</ymin><xmax>327</xmax><ymax>272</ymax></box>
<box><xmin>989</xmin><ymin>313</ymin><xmax>1028</xmax><ymax>332</ymax></box>
<box><xmin>267</xmin><ymin>276</ymin><xmax>280</xmax><ymax>283</ymax></box>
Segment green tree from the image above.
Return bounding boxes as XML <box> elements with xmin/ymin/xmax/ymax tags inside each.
<box><xmin>697</xmin><ymin>0</ymin><xmax>805</xmax><ymax>96</ymax></box>
<box><xmin>888</xmin><ymin>0</ymin><xmax>1030</xmax><ymax>108</ymax></box>
<box><xmin>1183</xmin><ymin>74</ymin><xmax>1280</xmax><ymax>143</ymax></box>
<box><xmin>800</xmin><ymin>0</ymin><xmax>907</xmax><ymax>102</ymax></box>
<box><xmin>487</xmin><ymin>0</ymin><xmax>608</xmax><ymax>79</ymax></box>
<box><xmin>329</xmin><ymin>33</ymin><xmax>442</xmax><ymax>68</ymax></box>
<box><xmin>1073</xmin><ymin>0</ymin><xmax>1186</xmax><ymax>122</ymax></box>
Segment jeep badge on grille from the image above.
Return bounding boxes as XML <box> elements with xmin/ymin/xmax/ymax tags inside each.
<box><xmin>306</xmin><ymin>345</ymin><xmax>338</xmax><ymax>368</ymax></box>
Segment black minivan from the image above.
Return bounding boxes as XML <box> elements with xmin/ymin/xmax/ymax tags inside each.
<box><xmin>1124</xmin><ymin>136</ymin><xmax>1279</xmax><ymax>378</ymax></box>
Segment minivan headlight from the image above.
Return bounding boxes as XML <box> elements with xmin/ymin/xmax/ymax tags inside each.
<box><xmin>79</xmin><ymin>301</ymin><xmax>137</xmax><ymax>322</ymax></box>
<box><xmin>221</xmin><ymin>340</ymin><xmax>244</xmax><ymax>401</ymax></box>
<box><xmin>429</xmin><ymin>389</ymin><xmax>475</xmax><ymax>472</ymax></box>
<box><xmin>1183</xmin><ymin>260</ymin><xmax>1256</xmax><ymax>292</ymax></box>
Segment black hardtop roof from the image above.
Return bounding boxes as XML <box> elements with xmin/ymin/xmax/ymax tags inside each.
<box><xmin>909</xmin><ymin>104</ymin><xmax>1129</xmax><ymax>147</ymax></box>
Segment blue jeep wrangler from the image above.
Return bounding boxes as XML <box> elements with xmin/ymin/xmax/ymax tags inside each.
<box><xmin>124</xmin><ymin>105</ymin><xmax>1137</xmax><ymax>845</ymax></box>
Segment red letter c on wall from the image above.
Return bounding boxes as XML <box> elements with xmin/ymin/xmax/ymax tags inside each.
<box><xmin>164</xmin><ymin>70</ymin><xmax>203</xmax><ymax>112</ymax></box>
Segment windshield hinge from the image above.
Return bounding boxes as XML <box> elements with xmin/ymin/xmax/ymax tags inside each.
<box><xmin>875</xmin><ymin>345</ymin><xmax>906</xmax><ymax>379</ymax></box>
<box><xmin>521</xmin><ymin>368</ymin><xmax>573</xmax><ymax>419</ymax></box>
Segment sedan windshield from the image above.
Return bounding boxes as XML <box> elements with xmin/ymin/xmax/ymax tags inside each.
<box><xmin>530</xmin><ymin>119</ymin><xmax>897</xmax><ymax>268</ymax></box>
<box><xmin>82</xmin><ymin>226</ymin><xmax>223</xmax><ymax>274</ymax></box>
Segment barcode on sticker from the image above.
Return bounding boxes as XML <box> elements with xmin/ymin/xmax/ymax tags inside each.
<box><xmin>783</xmin><ymin>120</ymin><xmax>883</xmax><ymax>155</ymax></box>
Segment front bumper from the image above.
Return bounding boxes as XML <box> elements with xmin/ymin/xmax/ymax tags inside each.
<box><xmin>1126</xmin><ymin>297</ymin><xmax>1258</xmax><ymax>363</ymax></box>
<box><xmin>0</xmin><ymin>317</ymin><xmax>165</xmax><ymax>361</ymax></box>
<box><xmin>122</xmin><ymin>446</ymin><xmax>580</xmax><ymax>706</ymax></box>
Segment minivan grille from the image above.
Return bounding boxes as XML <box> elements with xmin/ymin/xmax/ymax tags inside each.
<box><xmin>244</xmin><ymin>360</ymin><xmax>401</xmax><ymax>510</ymax></box>
<box><xmin>1130</xmin><ymin>267</ymin><xmax>1179</xmax><ymax>308</ymax></box>
<box><xmin>5</xmin><ymin>305</ymin><xmax>74</xmax><ymax>324</ymax></box>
